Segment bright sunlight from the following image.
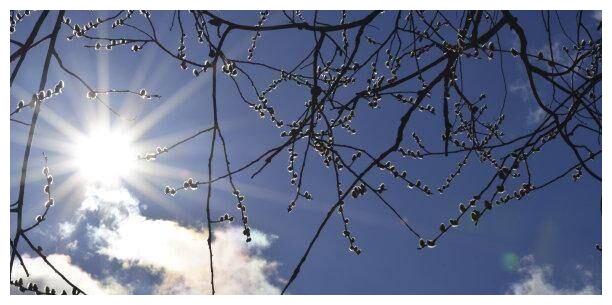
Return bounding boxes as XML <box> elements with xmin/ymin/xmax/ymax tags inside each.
<box><xmin>73</xmin><ymin>127</ymin><xmax>136</xmax><ymax>184</ymax></box>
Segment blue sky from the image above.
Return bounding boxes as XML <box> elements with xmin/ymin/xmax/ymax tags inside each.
<box><xmin>10</xmin><ymin>10</ymin><xmax>601</xmax><ymax>294</ymax></box>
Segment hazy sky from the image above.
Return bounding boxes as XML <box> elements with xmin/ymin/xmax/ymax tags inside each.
<box><xmin>10</xmin><ymin>10</ymin><xmax>602</xmax><ymax>294</ymax></box>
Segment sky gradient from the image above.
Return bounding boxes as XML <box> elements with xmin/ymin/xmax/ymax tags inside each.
<box><xmin>10</xmin><ymin>10</ymin><xmax>602</xmax><ymax>294</ymax></box>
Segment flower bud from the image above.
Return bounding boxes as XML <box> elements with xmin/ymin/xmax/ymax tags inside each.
<box><xmin>45</xmin><ymin>198</ymin><xmax>54</xmax><ymax>208</ymax></box>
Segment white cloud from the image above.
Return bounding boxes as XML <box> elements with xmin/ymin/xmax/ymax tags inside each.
<box><xmin>58</xmin><ymin>221</ymin><xmax>76</xmax><ymax>238</ymax></box>
<box><xmin>526</xmin><ymin>107</ymin><xmax>547</xmax><ymax>125</ymax></box>
<box><xmin>66</xmin><ymin>240</ymin><xmax>79</xmax><ymax>251</ymax></box>
<box><xmin>11</xmin><ymin>254</ymin><xmax>128</xmax><ymax>295</ymax></box>
<box><xmin>509</xmin><ymin>80</ymin><xmax>531</xmax><ymax>102</ymax></box>
<box><xmin>506</xmin><ymin>255</ymin><xmax>599</xmax><ymax>295</ymax></box>
<box><xmin>66</xmin><ymin>186</ymin><xmax>281</xmax><ymax>294</ymax></box>
<box><xmin>509</xmin><ymin>81</ymin><xmax>550</xmax><ymax>126</ymax></box>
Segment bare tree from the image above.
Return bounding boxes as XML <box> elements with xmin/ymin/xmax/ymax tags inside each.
<box><xmin>10</xmin><ymin>10</ymin><xmax>601</xmax><ymax>294</ymax></box>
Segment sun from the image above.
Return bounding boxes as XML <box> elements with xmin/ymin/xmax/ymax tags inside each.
<box><xmin>73</xmin><ymin>126</ymin><xmax>137</xmax><ymax>184</ymax></box>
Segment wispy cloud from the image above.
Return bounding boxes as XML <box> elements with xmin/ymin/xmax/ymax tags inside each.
<box><xmin>508</xmin><ymin>81</ymin><xmax>547</xmax><ymax>126</ymax></box>
<box><xmin>526</xmin><ymin>107</ymin><xmax>547</xmax><ymax>125</ymax></box>
<box><xmin>62</xmin><ymin>186</ymin><xmax>281</xmax><ymax>294</ymax></box>
<box><xmin>506</xmin><ymin>255</ymin><xmax>599</xmax><ymax>295</ymax></box>
<box><xmin>509</xmin><ymin>80</ymin><xmax>531</xmax><ymax>102</ymax></box>
<box><xmin>58</xmin><ymin>221</ymin><xmax>76</xmax><ymax>239</ymax></box>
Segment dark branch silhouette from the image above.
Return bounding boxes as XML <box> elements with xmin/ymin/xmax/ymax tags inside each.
<box><xmin>10</xmin><ymin>10</ymin><xmax>601</xmax><ymax>295</ymax></box>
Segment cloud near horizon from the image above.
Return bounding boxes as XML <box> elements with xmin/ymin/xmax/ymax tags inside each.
<box><xmin>13</xmin><ymin>185</ymin><xmax>281</xmax><ymax>295</ymax></box>
<box><xmin>506</xmin><ymin>255</ymin><xmax>599</xmax><ymax>295</ymax></box>
<box><xmin>11</xmin><ymin>254</ymin><xmax>128</xmax><ymax>295</ymax></box>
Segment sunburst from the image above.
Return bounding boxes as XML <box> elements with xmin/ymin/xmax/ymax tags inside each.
<box><xmin>71</xmin><ymin>126</ymin><xmax>136</xmax><ymax>185</ymax></box>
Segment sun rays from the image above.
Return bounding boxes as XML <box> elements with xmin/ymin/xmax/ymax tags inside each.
<box><xmin>9</xmin><ymin>10</ymin><xmax>260</xmax><ymax>227</ymax></box>
<box><xmin>10</xmin><ymin>51</ymin><xmax>216</xmax><ymax>216</ymax></box>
